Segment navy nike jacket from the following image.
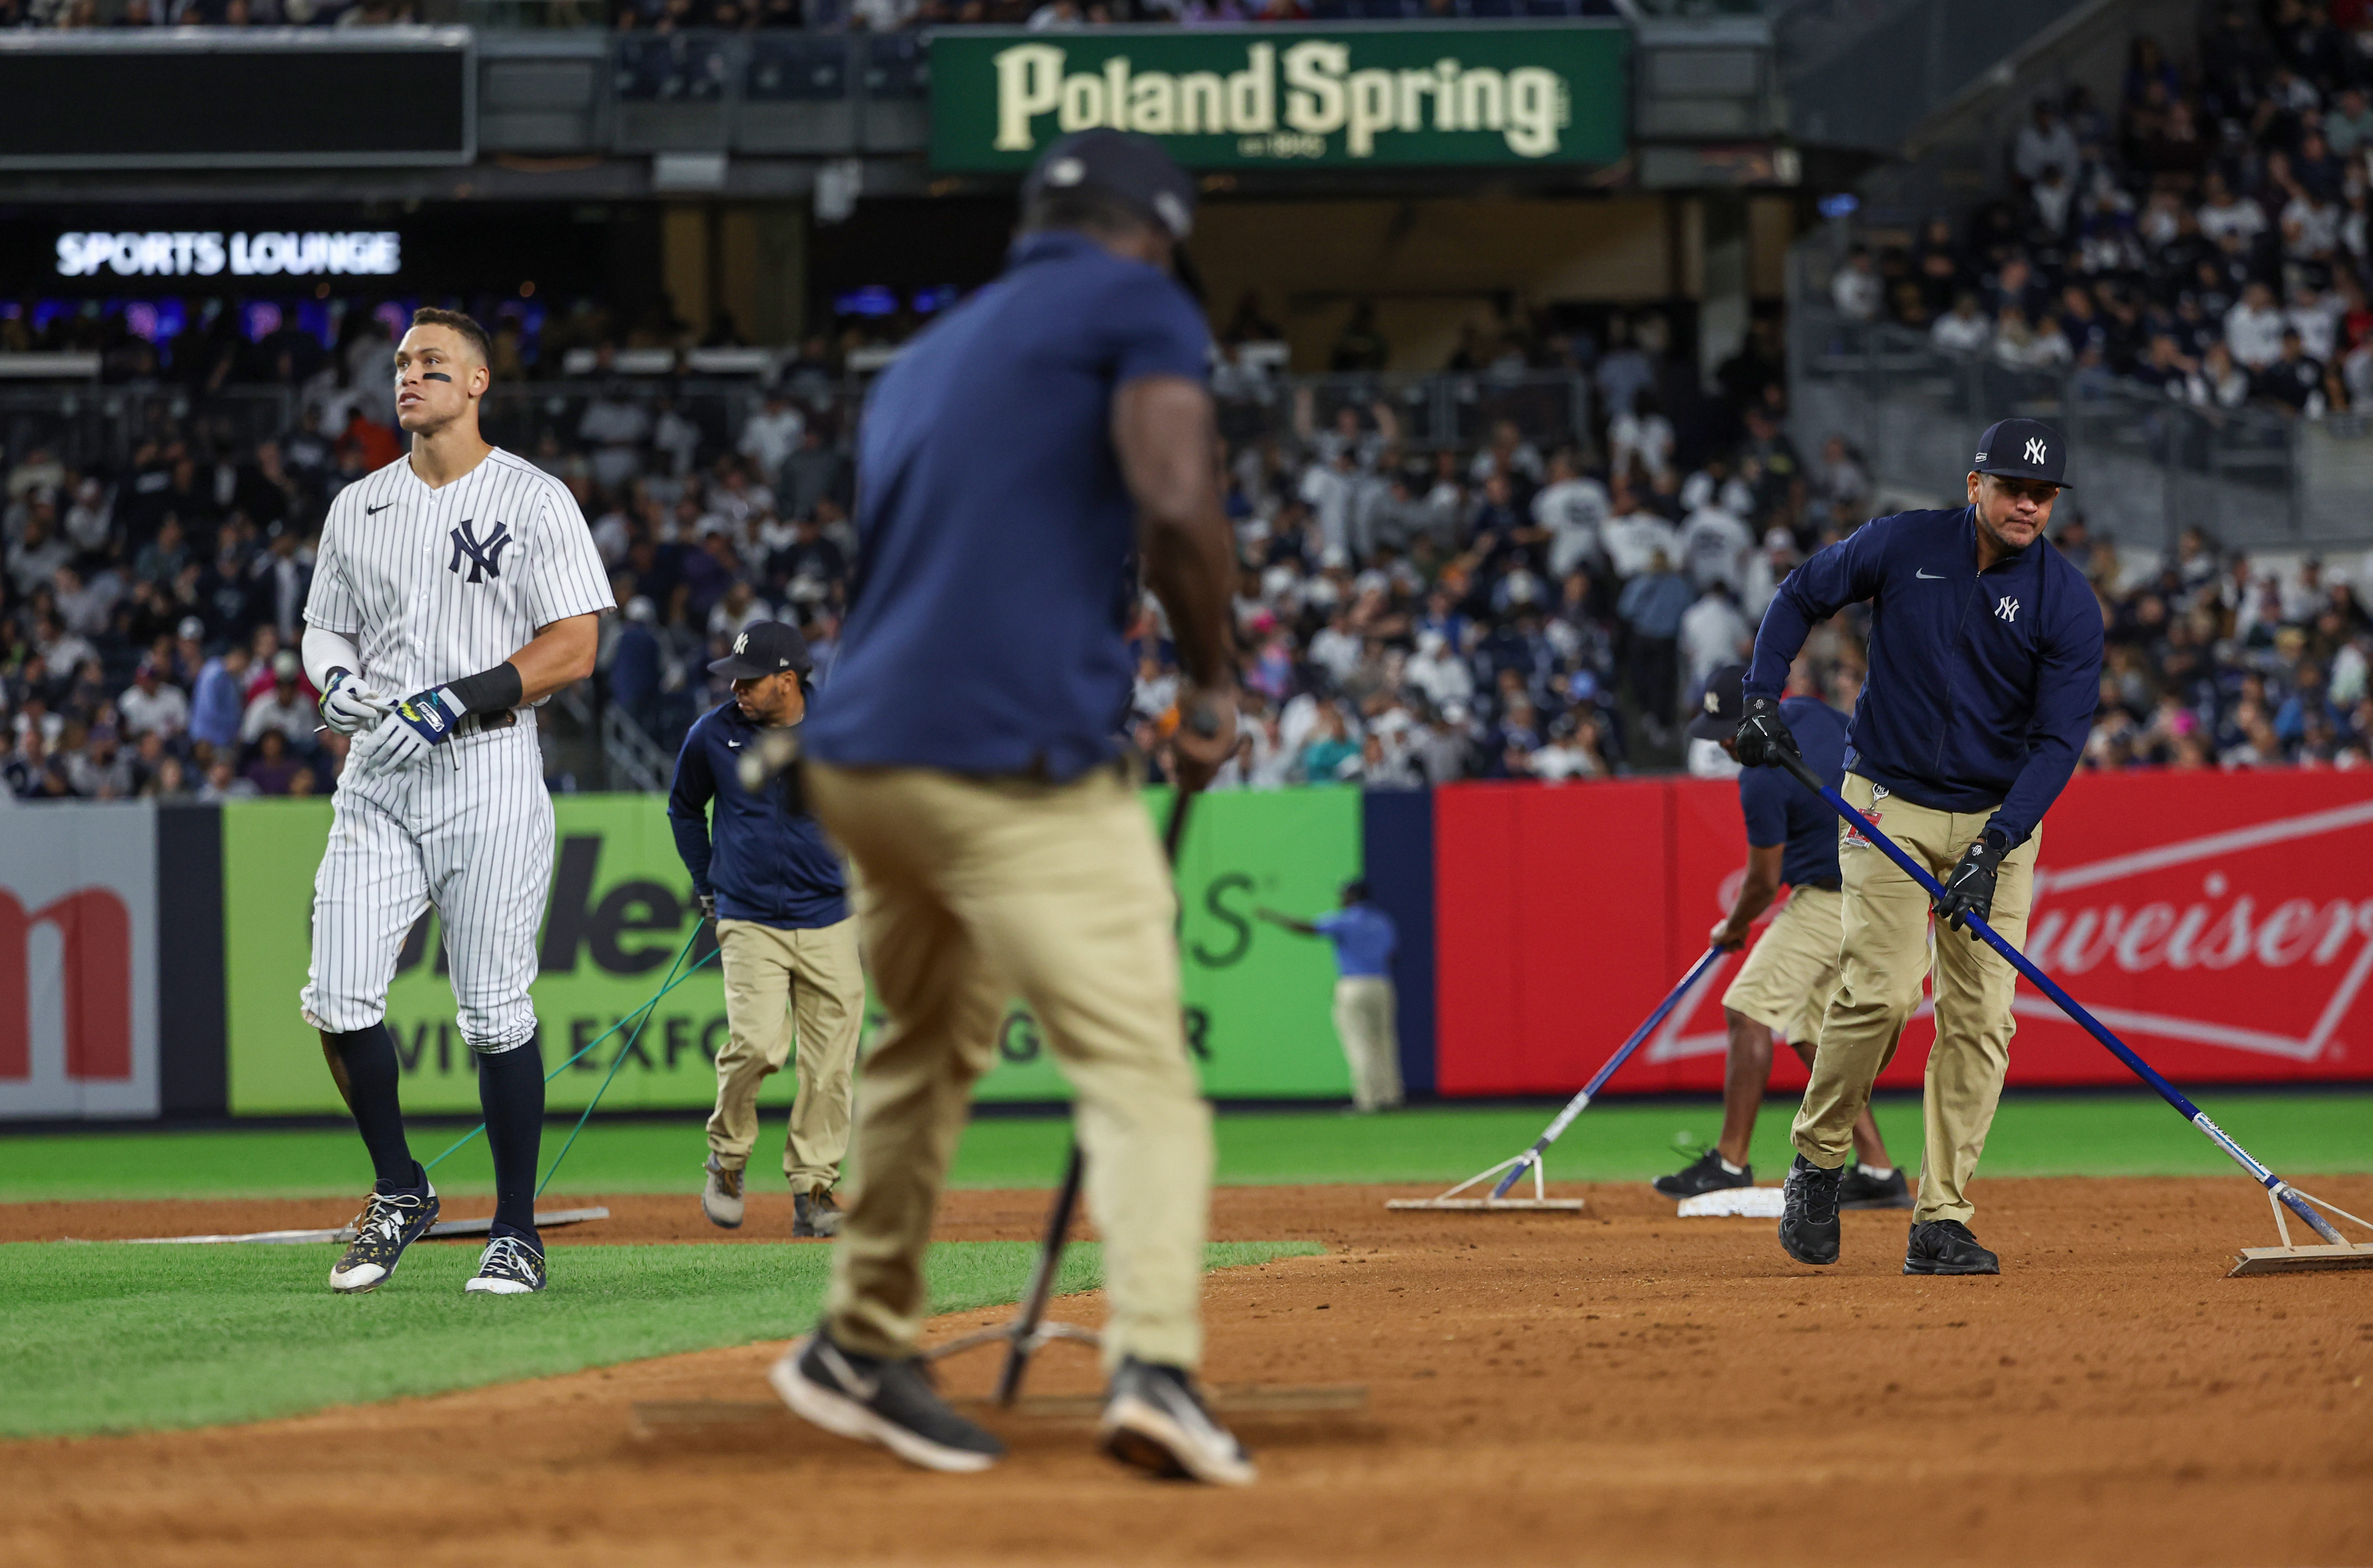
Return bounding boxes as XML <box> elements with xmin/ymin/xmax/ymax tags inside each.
<box><xmin>666</xmin><ymin>700</ymin><xmax>849</xmax><ymax>929</ymax></box>
<box><xmin>1745</xmin><ymin>505</ymin><xmax>2102</xmax><ymax>845</ymax></box>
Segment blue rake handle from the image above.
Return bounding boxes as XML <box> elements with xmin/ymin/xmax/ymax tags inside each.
<box><xmin>1490</xmin><ymin>945</ymin><xmax>1727</xmax><ymax>1200</ymax></box>
<box><xmin>1771</xmin><ymin>749</ymin><xmax>2344</xmax><ymax>1245</ymax></box>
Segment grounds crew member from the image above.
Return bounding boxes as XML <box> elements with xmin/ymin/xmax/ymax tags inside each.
<box><xmin>667</xmin><ymin>619</ymin><xmax>863</xmax><ymax>1239</ymax></box>
<box><xmin>1258</xmin><ymin>881</ymin><xmax>1403</xmax><ymax>1114</ymax></box>
<box><xmin>1737</xmin><ymin>419</ymin><xmax>2100</xmax><ymax>1276</ymax></box>
<box><xmin>1654</xmin><ymin>664</ymin><xmax>1907</xmax><ymax>1208</ymax></box>
<box><xmin>772</xmin><ymin>130</ymin><xmax>1254</xmax><ymax>1485</ymax></box>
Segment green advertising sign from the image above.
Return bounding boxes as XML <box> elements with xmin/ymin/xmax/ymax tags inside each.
<box><xmin>928</xmin><ymin>23</ymin><xmax>1629</xmax><ymax>172</ymax></box>
<box><xmin>223</xmin><ymin>789</ymin><xmax>1362</xmax><ymax>1116</ymax></box>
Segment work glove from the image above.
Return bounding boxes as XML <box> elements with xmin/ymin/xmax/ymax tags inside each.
<box><xmin>317</xmin><ymin>668</ymin><xmax>389</xmax><ymax>737</ymax></box>
<box><xmin>1933</xmin><ymin>829</ymin><xmax>2010</xmax><ymax>938</ymax></box>
<box><xmin>1732</xmin><ymin>694</ymin><xmax>1798</xmax><ymax>768</ymax></box>
<box><xmin>357</xmin><ymin>687</ymin><xmax>464</xmax><ymax>776</ymax></box>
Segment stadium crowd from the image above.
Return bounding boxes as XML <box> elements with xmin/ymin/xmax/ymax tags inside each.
<box><xmin>0</xmin><ymin>0</ymin><xmax>1603</xmax><ymax>30</ymax></box>
<box><xmin>4</xmin><ymin>316</ymin><xmax>2371</xmax><ymax>804</ymax></box>
<box><xmin>1831</xmin><ymin>3</ymin><xmax>2373</xmax><ymax>420</ymax></box>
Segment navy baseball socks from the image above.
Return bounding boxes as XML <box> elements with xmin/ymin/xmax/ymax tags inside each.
<box><xmin>325</xmin><ymin>1024</ymin><xmax>439</xmax><ymax>1294</ymax></box>
<box><xmin>469</xmin><ymin>1040</ymin><xmax>548</xmax><ymax>1295</ymax></box>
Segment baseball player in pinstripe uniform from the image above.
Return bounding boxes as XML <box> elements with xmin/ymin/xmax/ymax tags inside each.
<box><xmin>302</xmin><ymin>308</ymin><xmax>615</xmax><ymax>1297</ymax></box>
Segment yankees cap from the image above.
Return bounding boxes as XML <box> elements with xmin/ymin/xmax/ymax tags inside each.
<box><xmin>708</xmin><ymin>620</ymin><xmax>813</xmax><ymax>680</ymax></box>
<box><xmin>1688</xmin><ymin>663</ymin><xmax>1749</xmax><ymax>742</ymax></box>
<box><xmin>1971</xmin><ymin>418</ymin><xmax>2073</xmax><ymax>488</ymax></box>
<box><xmin>1022</xmin><ymin>128</ymin><xmax>1197</xmax><ymax>242</ymax></box>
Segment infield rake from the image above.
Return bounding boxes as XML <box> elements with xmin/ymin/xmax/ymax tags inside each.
<box><xmin>1772</xmin><ymin>750</ymin><xmax>2373</xmax><ymax>1277</ymax></box>
<box><xmin>1387</xmin><ymin>946</ymin><xmax>1725</xmax><ymax>1214</ymax></box>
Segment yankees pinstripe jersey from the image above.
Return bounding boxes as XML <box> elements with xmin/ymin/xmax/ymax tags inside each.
<box><xmin>307</xmin><ymin>449</ymin><xmax>616</xmax><ymax>710</ymax></box>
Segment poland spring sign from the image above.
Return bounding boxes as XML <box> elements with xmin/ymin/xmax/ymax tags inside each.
<box><xmin>928</xmin><ymin>24</ymin><xmax>1629</xmax><ymax>172</ymax></box>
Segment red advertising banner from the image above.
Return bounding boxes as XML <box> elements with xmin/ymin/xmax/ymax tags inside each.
<box><xmin>1432</xmin><ymin>771</ymin><xmax>2373</xmax><ymax>1096</ymax></box>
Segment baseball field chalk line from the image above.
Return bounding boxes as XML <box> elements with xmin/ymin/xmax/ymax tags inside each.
<box><xmin>1389</xmin><ymin>947</ymin><xmax>1725</xmax><ymax>1214</ymax></box>
<box><xmin>120</xmin><ymin>1207</ymin><xmax>612</xmax><ymax>1245</ymax></box>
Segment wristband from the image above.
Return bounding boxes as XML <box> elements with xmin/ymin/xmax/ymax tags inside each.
<box><xmin>444</xmin><ymin>661</ymin><xmax>524</xmax><ymax>716</ymax></box>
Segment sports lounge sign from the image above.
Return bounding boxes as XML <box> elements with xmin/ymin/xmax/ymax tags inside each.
<box><xmin>928</xmin><ymin>23</ymin><xmax>1629</xmax><ymax>171</ymax></box>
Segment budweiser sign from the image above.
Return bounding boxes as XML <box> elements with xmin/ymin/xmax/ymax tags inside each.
<box><xmin>1640</xmin><ymin>773</ymin><xmax>2373</xmax><ymax>1090</ymax></box>
<box><xmin>2017</xmin><ymin>792</ymin><xmax>2373</xmax><ymax>1068</ymax></box>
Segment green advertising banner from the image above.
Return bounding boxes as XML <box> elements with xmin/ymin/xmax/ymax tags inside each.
<box><xmin>223</xmin><ymin>788</ymin><xmax>1362</xmax><ymax>1116</ymax></box>
<box><xmin>928</xmin><ymin>23</ymin><xmax>1629</xmax><ymax>172</ymax></box>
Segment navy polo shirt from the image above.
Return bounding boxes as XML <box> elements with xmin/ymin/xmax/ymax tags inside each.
<box><xmin>1747</xmin><ymin>506</ymin><xmax>2101</xmax><ymax>845</ymax></box>
<box><xmin>802</xmin><ymin>230</ymin><xmax>1212</xmax><ymax>780</ymax></box>
<box><xmin>666</xmin><ymin>701</ymin><xmax>848</xmax><ymax>930</ymax></box>
<box><xmin>1739</xmin><ymin>697</ymin><xmax>1849</xmax><ymax>888</ymax></box>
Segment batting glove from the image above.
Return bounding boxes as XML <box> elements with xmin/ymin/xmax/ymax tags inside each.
<box><xmin>359</xmin><ymin>687</ymin><xmax>464</xmax><ymax>775</ymax></box>
<box><xmin>1732</xmin><ymin>694</ymin><xmax>1799</xmax><ymax>768</ymax></box>
<box><xmin>1933</xmin><ymin>829</ymin><xmax>2010</xmax><ymax>938</ymax></box>
<box><xmin>697</xmin><ymin>892</ymin><xmax>717</xmax><ymax>923</ymax></box>
<box><xmin>316</xmin><ymin>668</ymin><xmax>389</xmax><ymax>737</ymax></box>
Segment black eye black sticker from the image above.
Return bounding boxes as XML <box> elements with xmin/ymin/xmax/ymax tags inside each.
<box><xmin>422</xmin><ymin>372</ymin><xmax>453</xmax><ymax>383</ymax></box>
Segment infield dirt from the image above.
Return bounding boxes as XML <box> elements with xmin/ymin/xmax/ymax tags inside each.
<box><xmin>5</xmin><ymin>1175</ymin><xmax>2369</xmax><ymax>1568</ymax></box>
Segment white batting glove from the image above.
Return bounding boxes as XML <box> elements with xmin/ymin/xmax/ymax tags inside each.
<box><xmin>350</xmin><ymin>708</ymin><xmax>444</xmax><ymax>776</ymax></box>
<box><xmin>317</xmin><ymin>670</ymin><xmax>390</xmax><ymax>737</ymax></box>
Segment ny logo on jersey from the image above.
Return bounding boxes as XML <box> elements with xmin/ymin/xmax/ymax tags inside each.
<box><xmin>447</xmin><ymin>519</ymin><xmax>513</xmax><ymax>585</ymax></box>
<box><xmin>1996</xmin><ymin>596</ymin><xmax>2020</xmax><ymax>623</ymax></box>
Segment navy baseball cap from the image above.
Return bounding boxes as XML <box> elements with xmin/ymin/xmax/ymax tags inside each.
<box><xmin>1972</xmin><ymin>418</ymin><xmax>2074</xmax><ymax>488</ymax></box>
<box><xmin>1021</xmin><ymin>129</ymin><xmax>1197</xmax><ymax>242</ymax></box>
<box><xmin>1688</xmin><ymin>663</ymin><xmax>1748</xmax><ymax>742</ymax></box>
<box><xmin>708</xmin><ymin>620</ymin><xmax>812</xmax><ymax>680</ymax></box>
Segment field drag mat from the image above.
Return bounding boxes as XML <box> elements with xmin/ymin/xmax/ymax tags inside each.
<box><xmin>2</xmin><ymin>1176</ymin><xmax>2369</xmax><ymax>1568</ymax></box>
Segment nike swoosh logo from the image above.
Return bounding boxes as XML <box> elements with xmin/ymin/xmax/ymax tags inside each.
<box><xmin>365</xmin><ymin>503</ymin><xmax>394</xmax><ymax>515</ymax></box>
<box><xmin>726</xmin><ymin>740</ymin><xmax>742</xmax><ymax>749</ymax></box>
<box><xmin>1916</xmin><ymin>569</ymin><xmax>1945</xmax><ymax>579</ymax></box>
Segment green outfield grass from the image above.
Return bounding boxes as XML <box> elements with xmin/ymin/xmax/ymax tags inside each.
<box><xmin>0</xmin><ymin>1238</ymin><xmax>1320</xmax><ymax>1439</ymax></box>
<box><xmin>1</xmin><ymin>1091</ymin><xmax>2366</xmax><ymax>1202</ymax></box>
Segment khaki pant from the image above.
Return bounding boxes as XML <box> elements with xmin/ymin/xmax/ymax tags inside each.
<box><xmin>1722</xmin><ymin>884</ymin><xmax>1844</xmax><ymax>1044</ymax></box>
<box><xmin>1793</xmin><ymin>774</ymin><xmax>2040</xmax><ymax>1224</ymax></box>
<box><xmin>708</xmin><ymin>916</ymin><xmax>867</xmax><ymax>1195</ymax></box>
<box><xmin>1333</xmin><ymin>977</ymin><xmax>1403</xmax><ymax>1111</ymax></box>
<box><xmin>805</xmin><ymin>761</ymin><xmax>1212</xmax><ymax>1372</ymax></box>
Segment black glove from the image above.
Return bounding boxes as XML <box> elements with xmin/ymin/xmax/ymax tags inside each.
<box><xmin>1933</xmin><ymin>830</ymin><xmax>2010</xmax><ymax>938</ymax></box>
<box><xmin>1733</xmin><ymin>694</ymin><xmax>1798</xmax><ymax>768</ymax></box>
<box><xmin>697</xmin><ymin>892</ymin><xmax>717</xmax><ymax>923</ymax></box>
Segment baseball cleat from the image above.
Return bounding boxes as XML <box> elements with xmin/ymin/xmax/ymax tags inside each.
<box><xmin>770</xmin><ymin>1331</ymin><xmax>1004</xmax><ymax>1474</ymax></box>
<box><xmin>1098</xmin><ymin>1358</ymin><xmax>1257</xmax><ymax>1487</ymax></box>
<box><xmin>1904</xmin><ymin>1219</ymin><xmax>2001</xmax><ymax>1275</ymax></box>
<box><xmin>702</xmin><ymin>1155</ymin><xmax>746</xmax><ymax>1230</ymax></box>
<box><xmin>329</xmin><ymin>1184</ymin><xmax>440</xmax><ymax>1294</ymax></box>
<box><xmin>464</xmin><ymin>1234</ymin><xmax>547</xmax><ymax>1295</ymax></box>
<box><xmin>1839</xmin><ymin>1165</ymin><xmax>1915</xmax><ymax>1210</ymax></box>
<box><xmin>794</xmin><ymin>1189</ymin><xmax>843</xmax><ymax>1238</ymax></box>
<box><xmin>1653</xmin><ymin>1150</ymin><xmax>1753</xmax><ymax>1199</ymax></box>
<box><xmin>1777</xmin><ymin>1154</ymin><xmax>1844</xmax><ymax>1266</ymax></box>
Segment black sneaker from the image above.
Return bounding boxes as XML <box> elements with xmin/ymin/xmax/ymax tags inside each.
<box><xmin>1904</xmin><ymin>1219</ymin><xmax>2001</xmax><ymax>1275</ymax></box>
<box><xmin>770</xmin><ymin>1330</ymin><xmax>1005</xmax><ymax>1474</ymax></box>
<box><xmin>464</xmin><ymin>1234</ymin><xmax>547</xmax><ymax>1295</ymax></box>
<box><xmin>1777</xmin><ymin>1154</ymin><xmax>1844</xmax><ymax>1266</ymax></box>
<box><xmin>794</xmin><ymin>1189</ymin><xmax>843</xmax><ymax>1238</ymax></box>
<box><xmin>1839</xmin><ymin>1165</ymin><xmax>1915</xmax><ymax>1210</ymax></box>
<box><xmin>328</xmin><ymin>1183</ymin><xmax>440</xmax><ymax>1295</ymax></box>
<box><xmin>1099</xmin><ymin>1358</ymin><xmax>1257</xmax><ymax>1486</ymax></box>
<box><xmin>1652</xmin><ymin>1149</ymin><xmax>1753</xmax><ymax>1199</ymax></box>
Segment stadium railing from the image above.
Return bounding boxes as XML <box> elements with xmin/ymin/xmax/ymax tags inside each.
<box><xmin>1785</xmin><ymin>265</ymin><xmax>2373</xmax><ymax>553</ymax></box>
